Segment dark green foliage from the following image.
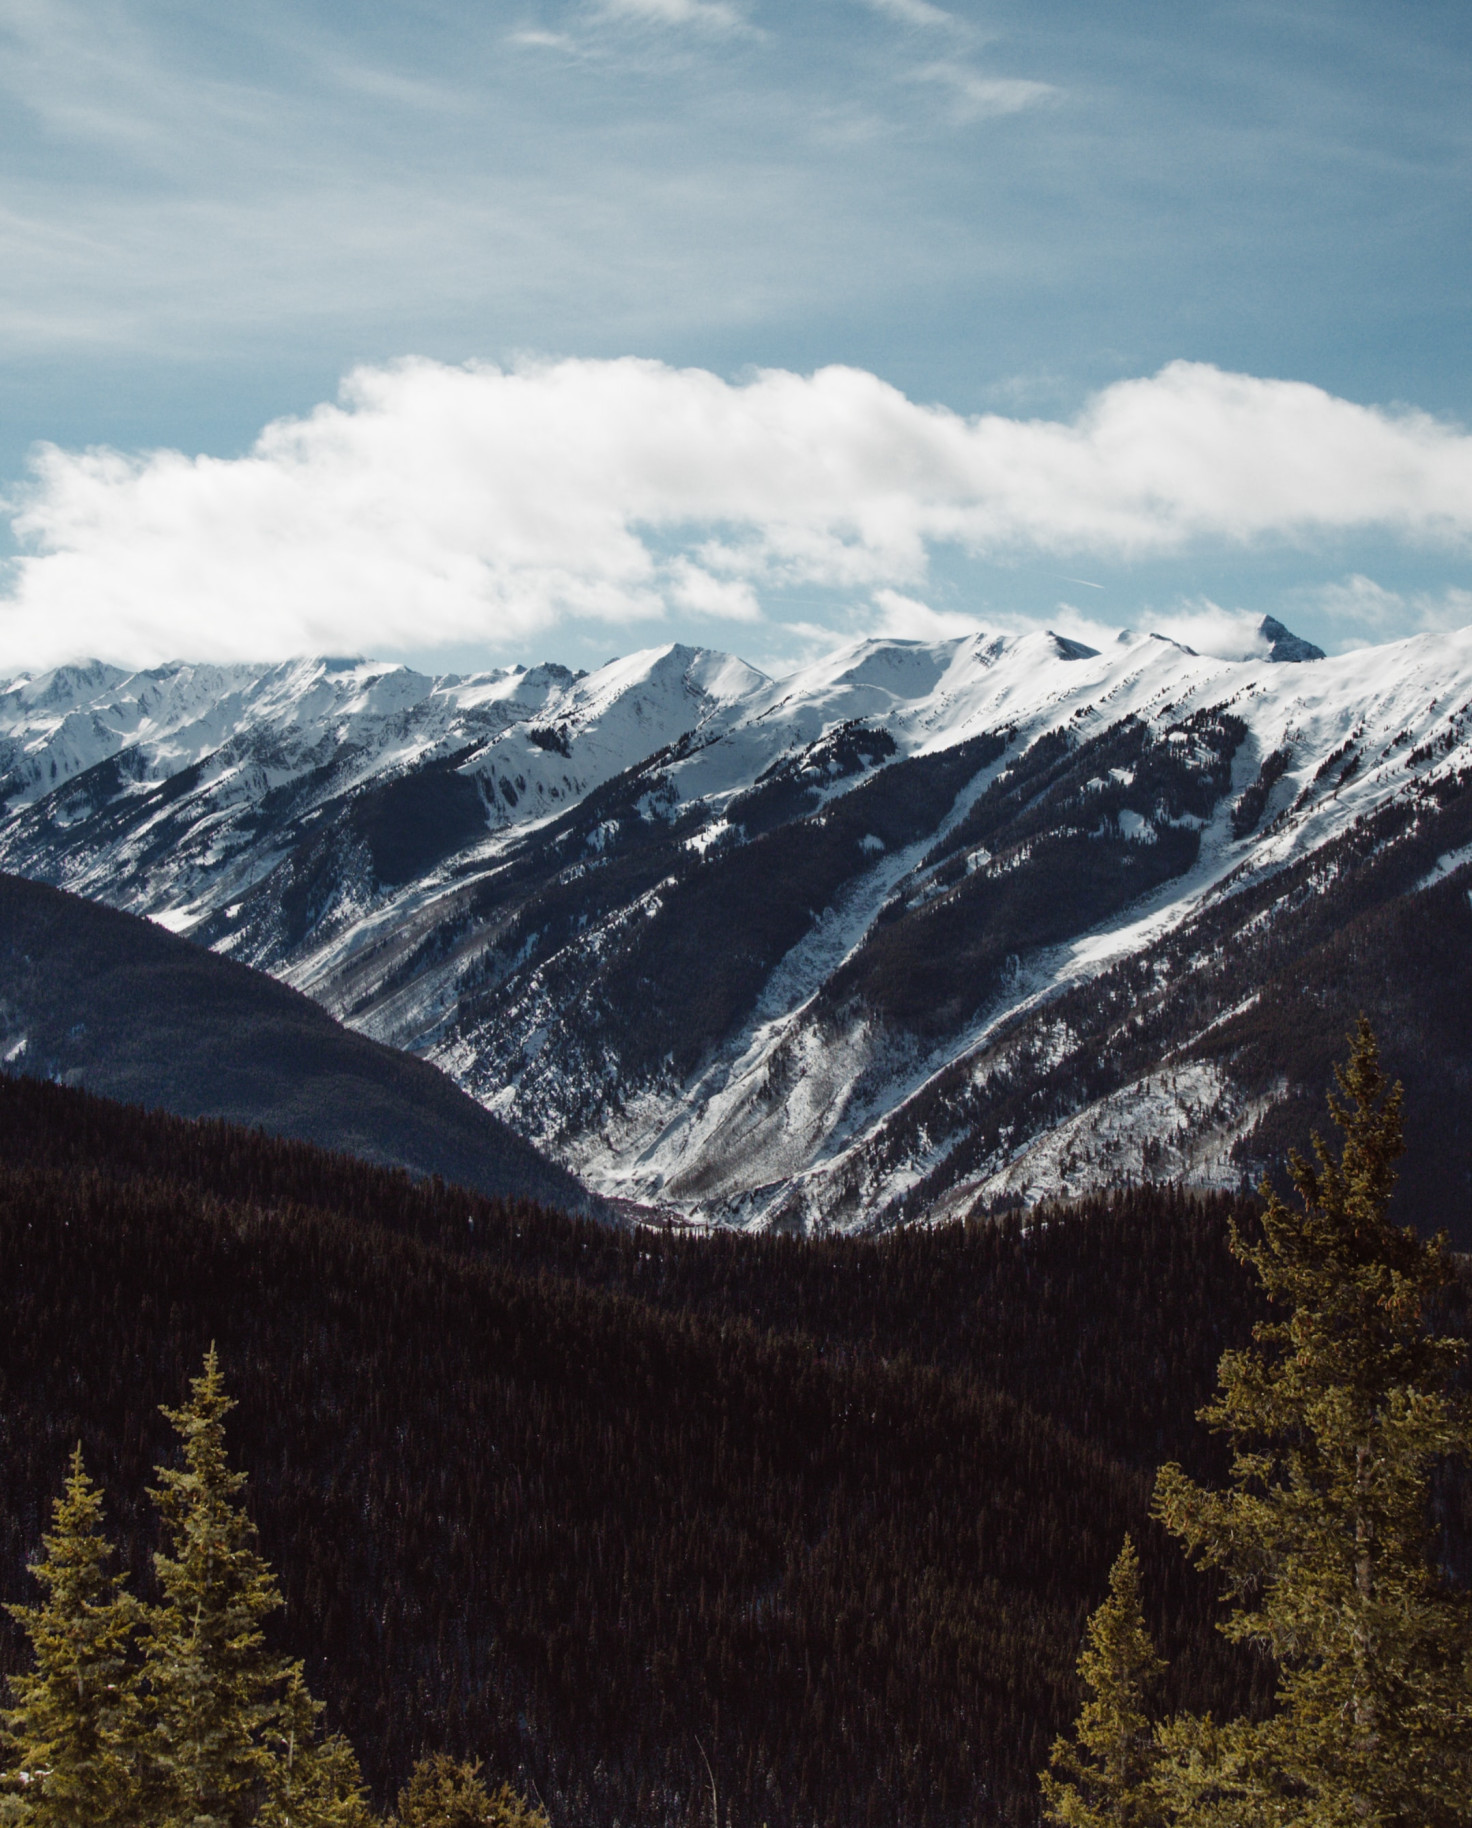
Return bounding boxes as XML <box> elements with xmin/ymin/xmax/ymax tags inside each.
<box><xmin>393</xmin><ymin>1754</ymin><xmax>545</xmax><ymax>1828</ymax></box>
<box><xmin>6</xmin><ymin>1364</ymin><xmax>387</xmax><ymax>1828</ymax></box>
<box><xmin>2</xmin><ymin>1452</ymin><xmax>141</xmax><ymax>1826</ymax></box>
<box><xmin>1153</xmin><ymin>1023</ymin><xmax>1472</xmax><ymax>1824</ymax></box>
<box><xmin>727</xmin><ymin>720</ymin><xmax>900</xmax><ymax>836</ymax></box>
<box><xmin>434</xmin><ymin>727</ymin><xmax>1010</xmax><ymax>1091</ymax></box>
<box><xmin>1230</xmin><ymin>745</ymin><xmax>1291</xmax><ymax>839</ymax></box>
<box><xmin>1040</xmin><ymin>1538</ymin><xmax>1166</xmax><ymax>1828</ymax></box>
<box><xmin>823</xmin><ymin>709</ymin><xmax>1244</xmax><ymax>1035</ymax></box>
<box><xmin>346</xmin><ymin>746</ymin><xmax>490</xmax><ymax>890</ymax></box>
<box><xmin>0</xmin><ymin>1076</ymin><xmax>1341</xmax><ymax>1826</ymax></box>
<box><xmin>470</xmin><ymin>727</ymin><xmax>1012</xmax><ymax>1084</ymax></box>
<box><xmin>5</xmin><ymin>1390</ymin><xmax>388</xmax><ymax>1828</ymax></box>
<box><xmin>0</xmin><ymin>1071</ymin><xmax>1266</xmax><ymax>1473</ymax></box>
<box><xmin>144</xmin><ymin>1350</ymin><xmax>293</xmax><ymax>1828</ymax></box>
<box><xmin>259</xmin><ymin>1668</ymin><xmax>376</xmax><ymax>1827</ymax></box>
<box><xmin>878</xmin><ymin>762</ymin><xmax>1472</xmax><ymax>1243</ymax></box>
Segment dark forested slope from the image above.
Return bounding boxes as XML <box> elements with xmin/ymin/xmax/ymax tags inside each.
<box><xmin>0</xmin><ymin>1073</ymin><xmax>1291</xmax><ymax>1827</ymax></box>
<box><xmin>0</xmin><ymin>871</ymin><xmax>597</xmax><ymax>1211</ymax></box>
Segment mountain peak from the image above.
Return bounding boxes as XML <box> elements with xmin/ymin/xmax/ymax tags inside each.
<box><xmin>1259</xmin><ymin>616</ymin><xmax>1326</xmax><ymax>663</ymax></box>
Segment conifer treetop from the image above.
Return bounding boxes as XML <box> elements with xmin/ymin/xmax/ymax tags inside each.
<box><xmin>2</xmin><ymin>1447</ymin><xmax>141</xmax><ymax>1828</ymax></box>
<box><xmin>1040</xmin><ymin>1535</ymin><xmax>1166</xmax><ymax>1828</ymax></box>
<box><xmin>144</xmin><ymin>1345</ymin><xmax>291</xmax><ymax>1828</ymax></box>
<box><xmin>151</xmin><ymin>1345</ymin><xmax>252</xmax><ymax>1531</ymax></box>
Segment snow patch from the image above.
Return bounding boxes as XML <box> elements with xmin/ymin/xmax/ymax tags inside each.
<box><xmin>960</xmin><ymin>1063</ymin><xmax>1271</xmax><ymax>1211</ymax></box>
<box><xmin>1416</xmin><ymin>842</ymin><xmax>1472</xmax><ymax>892</ymax></box>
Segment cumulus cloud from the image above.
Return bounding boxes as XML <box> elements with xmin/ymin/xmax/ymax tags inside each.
<box><xmin>5</xmin><ymin>356</ymin><xmax>1472</xmax><ymax>670</ymax></box>
<box><xmin>870</xmin><ymin>588</ymin><xmax>984</xmax><ymax>641</ymax></box>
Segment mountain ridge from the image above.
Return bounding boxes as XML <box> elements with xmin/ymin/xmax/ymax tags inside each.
<box><xmin>0</xmin><ymin>870</ymin><xmax>603</xmax><ymax>1215</ymax></box>
<box><xmin>1</xmin><ymin>621</ymin><xmax>1468</xmax><ymax>1238</ymax></box>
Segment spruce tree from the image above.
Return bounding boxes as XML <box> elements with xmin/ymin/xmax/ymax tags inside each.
<box><xmin>393</xmin><ymin>1754</ymin><xmax>547</xmax><ymax>1828</ymax></box>
<box><xmin>142</xmin><ymin>1346</ymin><xmax>291</xmax><ymax>1828</ymax></box>
<box><xmin>1040</xmin><ymin>1535</ymin><xmax>1167</xmax><ymax>1828</ymax></box>
<box><xmin>257</xmin><ymin>1666</ymin><xmax>378</xmax><ymax>1828</ymax></box>
<box><xmin>1152</xmin><ymin>1018</ymin><xmax>1472</xmax><ymax>1826</ymax></box>
<box><xmin>2</xmin><ymin>1448</ymin><xmax>141</xmax><ymax>1827</ymax></box>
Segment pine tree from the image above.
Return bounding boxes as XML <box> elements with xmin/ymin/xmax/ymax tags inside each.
<box><xmin>1</xmin><ymin>1448</ymin><xmax>141</xmax><ymax>1827</ymax></box>
<box><xmin>392</xmin><ymin>1754</ymin><xmax>547</xmax><ymax>1828</ymax></box>
<box><xmin>142</xmin><ymin>1346</ymin><xmax>291</xmax><ymax>1828</ymax></box>
<box><xmin>257</xmin><ymin>1666</ymin><xmax>378</xmax><ymax>1828</ymax></box>
<box><xmin>1040</xmin><ymin>1535</ymin><xmax>1168</xmax><ymax>1828</ymax></box>
<box><xmin>1152</xmin><ymin>1018</ymin><xmax>1472</xmax><ymax>1827</ymax></box>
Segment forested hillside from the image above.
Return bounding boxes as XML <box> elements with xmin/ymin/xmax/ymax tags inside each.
<box><xmin>0</xmin><ymin>1073</ymin><xmax>1311</xmax><ymax>1825</ymax></box>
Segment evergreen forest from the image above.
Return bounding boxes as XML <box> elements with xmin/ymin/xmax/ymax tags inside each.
<box><xmin>0</xmin><ymin>1063</ymin><xmax>1466</xmax><ymax>1824</ymax></box>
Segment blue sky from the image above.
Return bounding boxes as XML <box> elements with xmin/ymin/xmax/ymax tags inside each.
<box><xmin>2</xmin><ymin>0</ymin><xmax>1469</xmax><ymax>674</ymax></box>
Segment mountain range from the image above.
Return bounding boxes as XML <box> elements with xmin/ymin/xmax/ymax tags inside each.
<box><xmin>2</xmin><ymin>616</ymin><xmax>1469</xmax><ymax>1240</ymax></box>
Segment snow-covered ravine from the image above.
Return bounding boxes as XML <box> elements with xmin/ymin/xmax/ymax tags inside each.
<box><xmin>3</xmin><ymin>619</ymin><xmax>1472</xmax><ymax>1230</ymax></box>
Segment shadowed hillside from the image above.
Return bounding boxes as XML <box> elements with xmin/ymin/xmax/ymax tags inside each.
<box><xmin>0</xmin><ymin>1072</ymin><xmax>1297</xmax><ymax>1827</ymax></box>
<box><xmin>0</xmin><ymin>871</ymin><xmax>598</xmax><ymax>1213</ymax></box>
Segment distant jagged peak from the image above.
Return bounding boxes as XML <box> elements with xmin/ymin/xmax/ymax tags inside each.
<box><xmin>0</xmin><ymin>658</ymin><xmax>132</xmax><ymax>709</ymax></box>
<box><xmin>557</xmin><ymin>642</ymin><xmax>769</xmax><ymax>721</ymax></box>
<box><xmin>1258</xmin><ymin>615</ymin><xmax>1326</xmax><ymax>663</ymax></box>
<box><xmin>1046</xmin><ymin>630</ymin><xmax>1101</xmax><ymax>661</ymax></box>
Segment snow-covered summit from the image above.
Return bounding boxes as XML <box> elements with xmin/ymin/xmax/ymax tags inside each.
<box><xmin>3</xmin><ymin>616</ymin><xmax>1470</xmax><ymax>1236</ymax></box>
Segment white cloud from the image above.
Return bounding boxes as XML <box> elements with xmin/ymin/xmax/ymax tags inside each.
<box><xmin>871</xmin><ymin>588</ymin><xmax>983</xmax><ymax>640</ymax></box>
<box><xmin>507</xmin><ymin>28</ymin><xmax>578</xmax><ymax>49</ymax></box>
<box><xmin>1140</xmin><ymin>600</ymin><xmax>1273</xmax><ymax>661</ymax></box>
<box><xmin>1297</xmin><ymin>574</ymin><xmax>1472</xmax><ymax>636</ymax></box>
<box><xmin>865</xmin><ymin>0</ymin><xmax>958</xmax><ymax>28</ymax></box>
<box><xmin>599</xmin><ymin>0</ymin><xmax>746</xmax><ymax>31</ymax></box>
<box><xmin>666</xmin><ymin>558</ymin><xmax>763</xmax><ymax>620</ymax></box>
<box><xmin>5</xmin><ymin>356</ymin><xmax>1472</xmax><ymax>670</ymax></box>
<box><xmin>1310</xmin><ymin>573</ymin><xmax>1405</xmax><ymax>626</ymax></box>
<box><xmin>911</xmin><ymin>62</ymin><xmax>1056</xmax><ymax>120</ymax></box>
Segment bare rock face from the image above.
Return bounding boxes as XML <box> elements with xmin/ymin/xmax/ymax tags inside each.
<box><xmin>1258</xmin><ymin>615</ymin><xmax>1326</xmax><ymax>662</ymax></box>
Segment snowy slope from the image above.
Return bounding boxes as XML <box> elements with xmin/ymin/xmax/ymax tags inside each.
<box><xmin>4</xmin><ymin>620</ymin><xmax>1472</xmax><ymax>1235</ymax></box>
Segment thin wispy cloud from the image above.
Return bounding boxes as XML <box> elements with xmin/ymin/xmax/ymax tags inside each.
<box><xmin>911</xmin><ymin>61</ymin><xmax>1056</xmax><ymax>119</ymax></box>
<box><xmin>599</xmin><ymin>0</ymin><xmax>748</xmax><ymax>32</ymax></box>
<box><xmin>864</xmin><ymin>0</ymin><xmax>959</xmax><ymax>29</ymax></box>
<box><xmin>508</xmin><ymin>28</ymin><xmax>579</xmax><ymax>50</ymax></box>
<box><xmin>4</xmin><ymin>357</ymin><xmax>1471</xmax><ymax>670</ymax></box>
<box><xmin>1296</xmin><ymin>575</ymin><xmax>1472</xmax><ymax>636</ymax></box>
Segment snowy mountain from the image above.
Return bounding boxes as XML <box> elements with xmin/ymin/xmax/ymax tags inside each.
<box><xmin>3</xmin><ymin>619</ymin><xmax>1470</xmax><ymax>1238</ymax></box>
